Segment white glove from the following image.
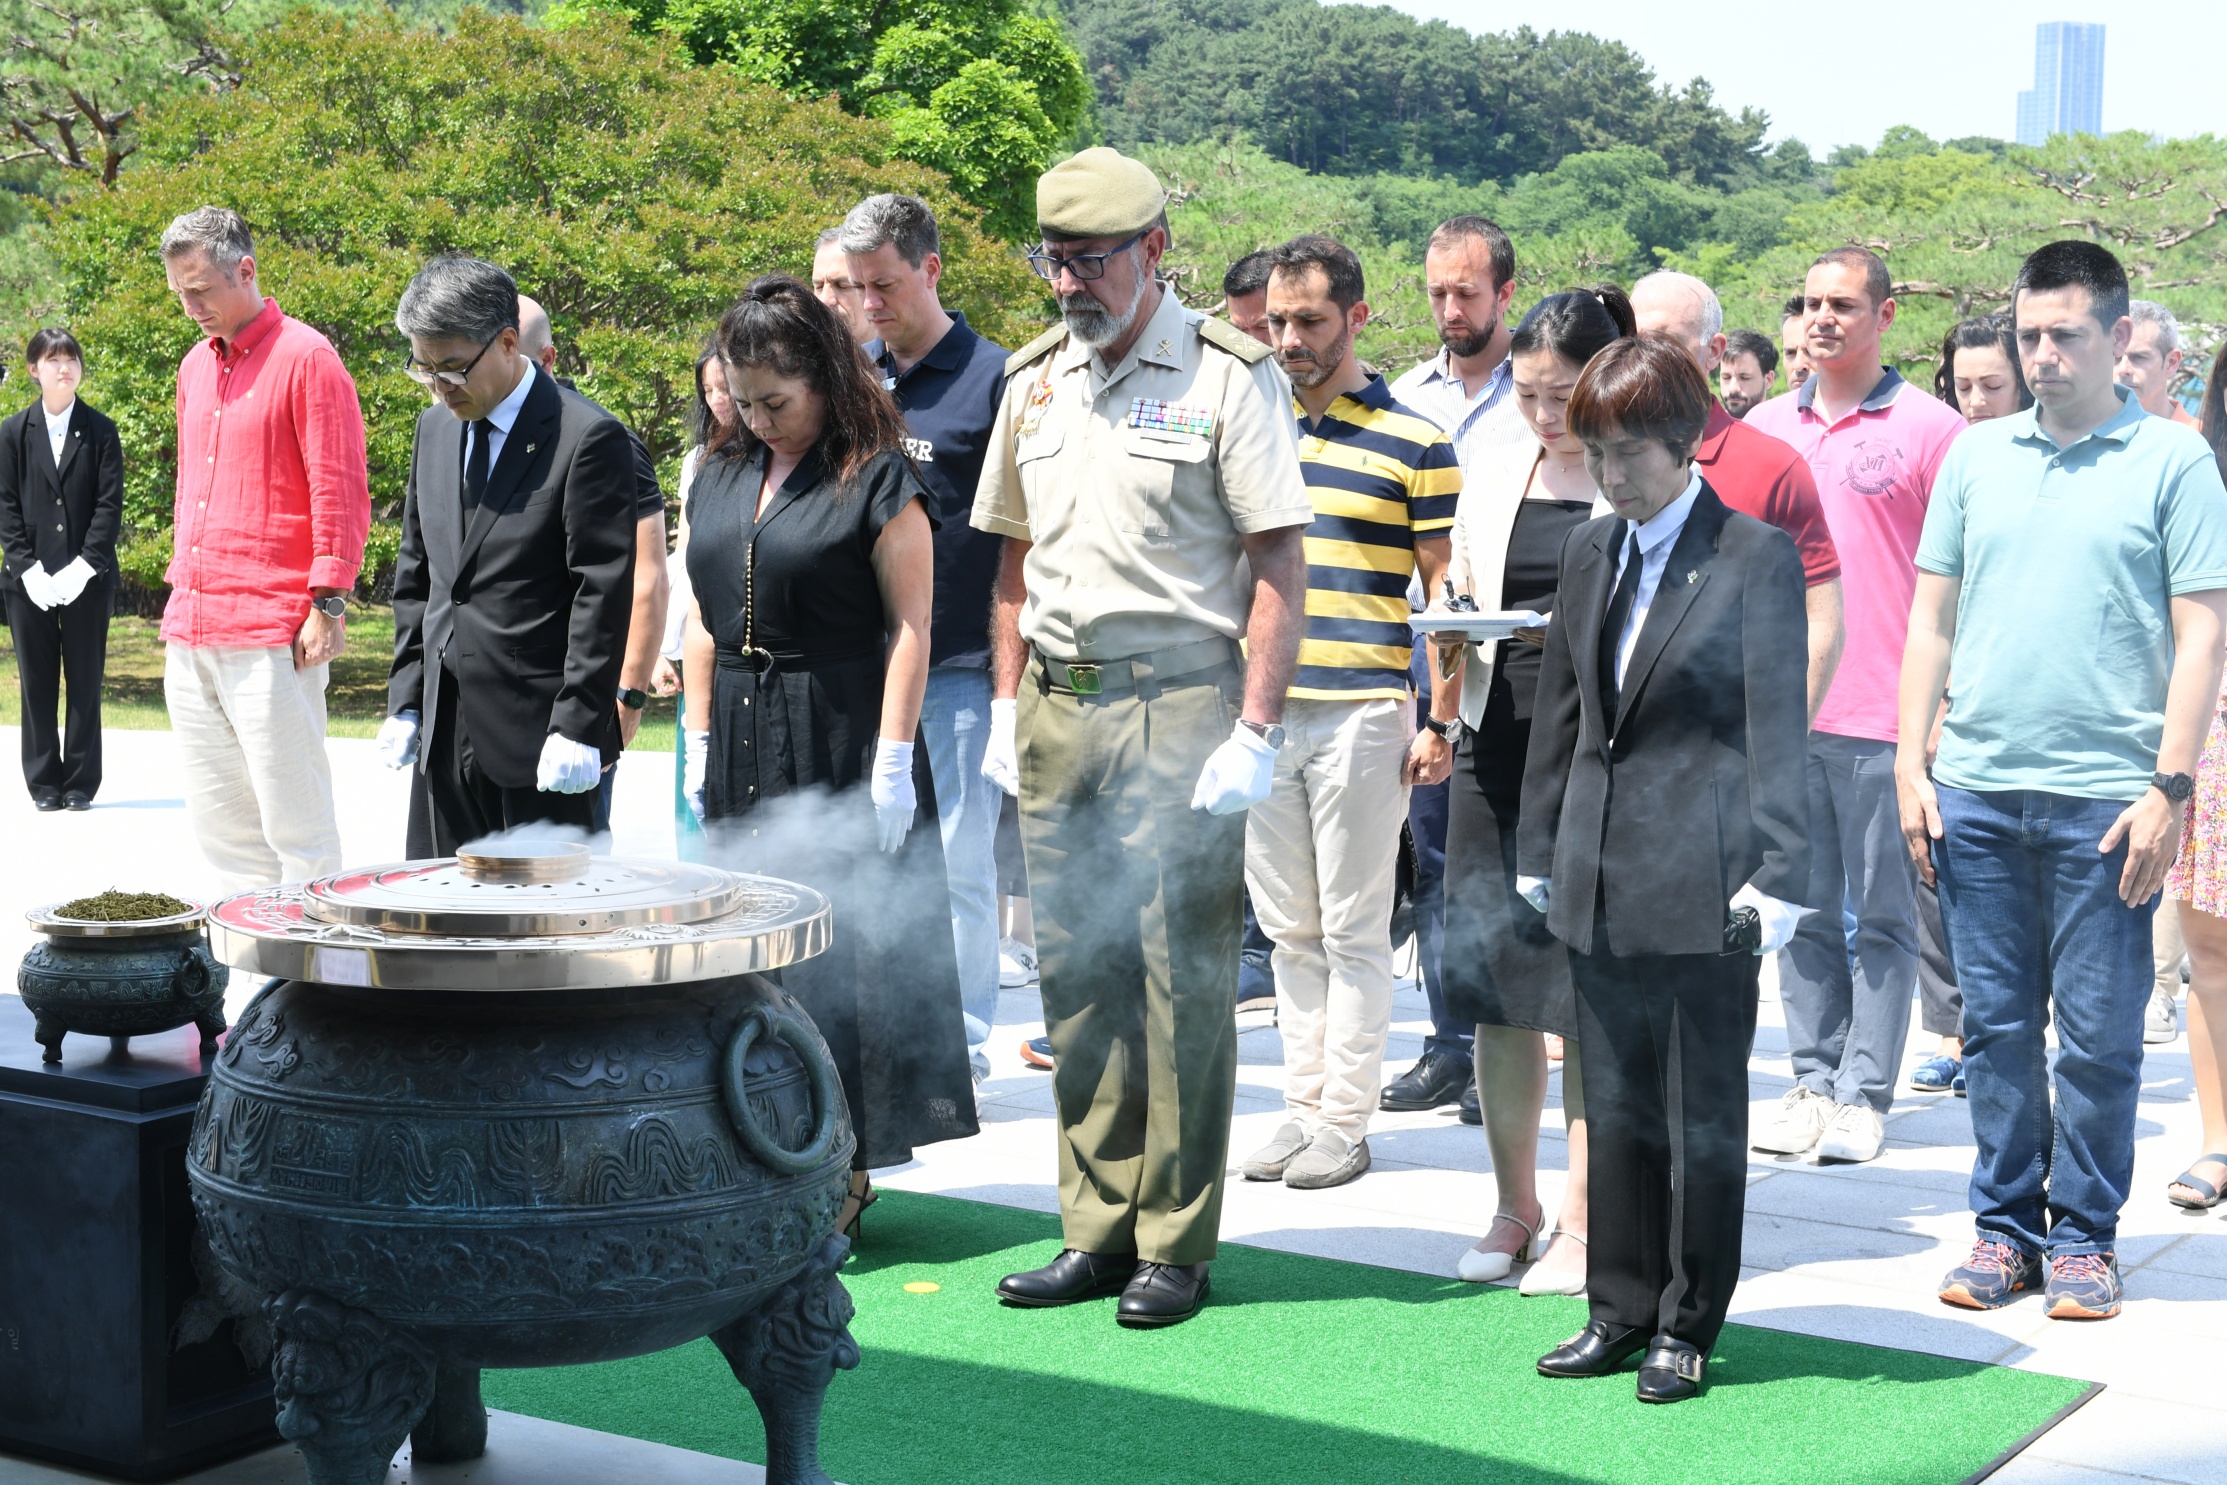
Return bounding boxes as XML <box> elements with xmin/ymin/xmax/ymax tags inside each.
<box><xmin>1190</xmin><ymin>721</ymin><xmax>1279</xmax><ymax>816</ymax></box>
<box><xmin>17</xmin><ymin>565</ymin><xmax>57</xmax><ymax>610</ymax></box>
<box><xmin>1516</xmin><ymin>875</ymin><xmax>1551</xmax><ymax>914</ymax></box>
<box><xmin>536</xmin><ymin>733</ymin><xmax>603</xmax><ymax>794</ymax></box>
<box><xmin>982</xmin><ymin>697</ymin><xmax>1020</xmax><ymax>797</ymax></box>
<box><xmin>49</xmin><ymin>556</ymin><xmax>96</xmax><ymax>605</ymax></box>
<box><xmin>684</xmin><ymin>729</ymin><xmax>709</xmax><ymax>821</ymax></box>
<box><xmin>871</xmin><ymin>736</ymin><xmax>917</xmax><ymax>854</ymax></box>
<box><xmin>376</xmin><ymin>710</ymin><xmax>421</xmax><ymax>770</ymax></box>
<box><xmin>1732</xmin><ymin>882</ymin><xmax>1812</xmax><ymax>956</ymax></box>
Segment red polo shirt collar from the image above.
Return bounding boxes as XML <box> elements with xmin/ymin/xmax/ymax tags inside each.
<box><xmin>213</xmin><ymin>298</ymin><xmax>284</xmax><ymax>364</ymax></box>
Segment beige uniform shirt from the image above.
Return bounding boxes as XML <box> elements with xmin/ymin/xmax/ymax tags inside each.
<box><xmin>970</xmin><ymin>287</ymin><xmax>1313</xmax><ymax>660</ymax></box>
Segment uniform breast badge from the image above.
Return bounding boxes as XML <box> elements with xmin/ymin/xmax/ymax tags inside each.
<box><xmin>1127</xmin><ymin>397</ymin><xmax>1215</xmax><ymax>437</ymax></box>
<box><xmin>1019</xmin><ymin>372</ymin><xmax>1056</xmax><ymax>436</ymax></box>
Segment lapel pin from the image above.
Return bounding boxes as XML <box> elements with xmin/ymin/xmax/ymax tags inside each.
<box><xmin>1685</xmin><ymin>569</ymin><xmax>1698</xmax><ymax>584</ymax></box>
<box><xmin>524</xmin><ymin>443</ymin><xmax>537</xmax><ymax>455</ymax></box>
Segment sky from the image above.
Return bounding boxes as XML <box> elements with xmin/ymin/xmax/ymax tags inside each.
<box><xmin>1377</xmin><ymin>4</ymin><xmax>2227</xmax><ymax>155</ymax></box>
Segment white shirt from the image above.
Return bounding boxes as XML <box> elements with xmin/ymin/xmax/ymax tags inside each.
<box><xmin>1390</xmin><ymin>349</ymin><xmax>1528</xmax><ymax>471</ymax></box>
<box><xmin>463</xmin><ymin>361</ymin><xmax>537</xmax><ymax>478</ymax></box>
<box><xmin>44</xmin><ymin>400</ymin><xmax>72</xmax><ymax>466</ymax></box>
<box><xmin>1605</xmin><ymin>469</ymin><xmax>1704</xmax><ymax>688</ymax></box>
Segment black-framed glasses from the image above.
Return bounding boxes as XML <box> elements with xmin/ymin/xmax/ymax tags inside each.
<box><xmin>404</xmin><ymin>336</ymin><xmax>496</xmax><ymax>390</ymax></box>
<box><xmin>1025</xmin><ymin>233</ymin><xmax>1144</xmax><ymax>282</ymax></box>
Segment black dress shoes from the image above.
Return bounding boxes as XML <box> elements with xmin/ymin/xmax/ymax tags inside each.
<box><xmin>32</xmin><ymin>790</ymin><xmax>62</xmax><ymax>812</ymax></box>
<box><xmin>1457</xmin><ymin>1075</ymin><xmax>1481</xmax><ymax>1125</ymax></box>
<box><xmin>1536</xmin><ymin>1320</ymin><xmax>1649</xmax><ymax>1378</ymax></box>
<box><xmin>1636</xmin><ymin>1338</ymin><xmax>1705</xmax><ymax>1403</ymax></box>
<box><xmin>1116</xmin><ymin>1261</ymin><xmax>1210</xmax><ymax>1327</ymax></box>
<box><xmin>61</xmin><ymin>791</ymin><xmax>91</xmax><ymax>812</ymax></box>
<box><xmin>996</xmin><ymin>1249</ymin><xmax>1136</xmax><ymax>1307</ymax></box>
<box><xmin>1380</xmin><ymin>1046</ymin><xmax>1470</xmax><ymax>1111</ymax></box>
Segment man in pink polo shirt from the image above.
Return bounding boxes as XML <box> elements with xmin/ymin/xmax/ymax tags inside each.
<box><xmin>1747</xmin><ymin>246</ymin><xmax>1967</xmax><ymax>1163</ymax></box>
<box><xmin>160</xmin><ymin>206</ymin><xmax>370</xmax><ymax>890</ymax></box>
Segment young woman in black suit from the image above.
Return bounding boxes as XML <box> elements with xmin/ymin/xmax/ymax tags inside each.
<box><xmin>1516</xmin><ymin>334</ymin><xmax>1811</xmax><ymax>1402</ymax></box>
<box><xmin>0</xmin><ymin>328</ymin><xmax>122</xmax><ymax>809</ymax></box>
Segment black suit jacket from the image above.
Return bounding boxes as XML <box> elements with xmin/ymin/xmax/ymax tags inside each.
<box><xmin>1517</xmin><ymin>481</ymin><xmax>1810</xmax><ymax>957</ymax></box>
<box><xmin>0</xmin><ymin>399</ymin><xmax>123</xmax><ymax>594</ymax></box>
<box><xmin>388</xmin><ymin>367</ymin><xmax>638</xmax><ymax>789</ymax></box>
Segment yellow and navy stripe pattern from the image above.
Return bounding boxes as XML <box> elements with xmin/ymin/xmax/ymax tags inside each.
<box><xmin>1291</xmin><ymin>377</ymin><xmax>1462</xmax><ymax>701</ymax></box>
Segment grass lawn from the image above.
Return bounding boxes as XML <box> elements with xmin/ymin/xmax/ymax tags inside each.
<box><xmin>0</xmin><ymin>604</ymin><xmax>677</xmax><ymax>750</ymax></box>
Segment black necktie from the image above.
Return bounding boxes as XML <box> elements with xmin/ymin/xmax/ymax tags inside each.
<box><xmin>1596</xmin><ymin>527</ymin><xmax>1642</xmax><ymax>734</ymax></box>
<box><xmin>463</xmin><ymin>419</ymin><xmax>493</xmax><ymax>512</ymax></box>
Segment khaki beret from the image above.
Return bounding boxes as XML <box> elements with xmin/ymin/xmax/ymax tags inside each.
<box><xmin>1037</xmin><ymin>147</ymin><xmax>1167</xmax><ymax>240</ymax></box>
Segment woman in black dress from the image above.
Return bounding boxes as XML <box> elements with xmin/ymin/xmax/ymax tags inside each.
<box><xmin>681</xmin><ymin>275</ymin><xmax>977</xmax><ymax>1232</ymax></box>
<box><xmin>1431</xmin><ymin>287</ymin><xmax>1633</xmax><ymax>1293</ymax></box>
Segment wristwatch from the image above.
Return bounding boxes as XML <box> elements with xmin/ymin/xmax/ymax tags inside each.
<box><xmin>1422</xmin><ymin>715</ymin><xmax>1462</xmax><ymax>742</ymax></box>
<box><xmin>617</xmin><ymin>687</ymin><xmax>650</xmax><ymax>711</ymax></box>
<box><xmin>2152</xmin><ymin>770</ymin><xmax>2196</xmax><ymax>803</ymax></box>
<box><xmin>310</xmin><ymin>595</ymin><xmax>347</xmax><ymax>619</ymax></box>
<box><xmin>1239</xmin><ymin>719</ymin><xmax>1287</xmax><ymax>750</ymax></box>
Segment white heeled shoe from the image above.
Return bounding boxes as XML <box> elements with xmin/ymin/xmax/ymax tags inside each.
<box><xmin>1456</xmin><ymin>1212</ymin><xmax>1538</xmax><ymax>1283</ymax></box>
<box><xmin>1518</xmin><ymin>1229</ymin><xmax>1588</xmax><ymax>1296</ymax></box>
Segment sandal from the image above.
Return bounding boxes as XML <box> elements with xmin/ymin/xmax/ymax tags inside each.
<box><xmin>838</xmin><ymin>1171</ymin><xmax>879</xmax><ymax>1236</ymax></box>
<box><xmin>1456</xmin><ymin>1211</ymin><xmax>1538</xmax><ymax>1283</ymax></box>
<box><xmin>2168</xmin><ymin>1154</ymin><xmax>2227</xmax><ymax>1211</ymax></box>
<box><xmin>1519</xmin><ymin>1229</ymin><xmax>1588</xmax><ymax>1296</ymax></box>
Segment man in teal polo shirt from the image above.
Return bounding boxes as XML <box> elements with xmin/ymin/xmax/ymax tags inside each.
<box><xmin>1897</xmin><ymin>240</ymin><xmax>2227</xmax><ymax>1322</ymax></box>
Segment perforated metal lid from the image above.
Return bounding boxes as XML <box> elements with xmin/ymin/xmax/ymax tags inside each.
<box><xmin>207</xmin><ymin>845</ymin><xmax>830</xmax><ymax>992</ymax></box>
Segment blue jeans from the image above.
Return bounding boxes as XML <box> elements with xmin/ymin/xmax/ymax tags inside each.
<box><xmin>921</xmin><ymin>667</ymin><xmax>1002</xmax><ymax>1067</ymax></box>
<box><xmin>1933</xmin><ymin>786</ymin><xmax>2154</xmax><ymax>1257</ymax></box>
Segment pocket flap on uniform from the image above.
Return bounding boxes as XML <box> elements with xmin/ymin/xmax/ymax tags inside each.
<box><xmin>1120</xmin><ymin>427</ymin><xmax>1211</xmax><ymax>463</ymax></box>
<box><xmin>1016</xmin><ymin>429</ymin><xmax>1065</xmax><ymax>465</ymax></box>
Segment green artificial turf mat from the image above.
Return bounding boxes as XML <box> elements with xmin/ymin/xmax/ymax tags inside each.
<box><xmin>482</xmin><ymin>1189</ymin><xmax>2096</xmax><ymax>1485</ymax></box>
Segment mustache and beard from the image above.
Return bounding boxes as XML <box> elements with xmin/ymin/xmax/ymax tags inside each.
<box><xmin>1438</xmin><ymin>323</ymin><xmax>1495</xmax><ymax>358</ymax></box>
<box><xmin>1277</xmin><ymin>328</ymin><xmax>1352</xmax><ymax>390</ymax></box>
<box><xmin>1058</xmin><ymin>250</ymin><xmax>1149</xmax><ymax>349</ymax></box>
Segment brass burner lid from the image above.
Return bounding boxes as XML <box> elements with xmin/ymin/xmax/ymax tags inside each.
<box><xmin>208</xmin><ymin>850</ymin><xmax>830</xmax><ymax>992</ymax></box>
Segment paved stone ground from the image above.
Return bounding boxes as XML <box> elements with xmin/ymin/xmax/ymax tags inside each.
<box><xmin>4</xmin><ymin>727</ymin><xmax>2223</xmax><ymax>1484</ymax></box>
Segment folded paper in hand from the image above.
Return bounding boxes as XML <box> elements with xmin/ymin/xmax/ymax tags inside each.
<box><xmin>1408</xmin><ymin>608</ymin><xmax>1548</xmax><ymax>643</ymax></box>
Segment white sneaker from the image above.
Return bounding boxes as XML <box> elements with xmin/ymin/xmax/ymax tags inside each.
<box><xmin>1814</xmin><ymin>1102</ymin><xmax>1886</xmax><ymax>1163</ymax></box>
<box><xmin>2146</xmin><ymin>989</ymin><xmax>2180</xmax><ymax>1044</ymax></box>
<box><xmin>998</xmin><ymin>937</ymin><xmax>1039</xmax><ymax>988</ymax></box>
<box><xmin>1752</xmin><ymin>1085</ymin><xmax>1832</xmax><ymax>1154</ymax></box>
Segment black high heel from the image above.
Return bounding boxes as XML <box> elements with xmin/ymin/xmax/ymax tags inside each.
<box><xmin>838</xmin><ymin>1171</ymin><xmax>878</xmax><ymax>1238</ymax></box>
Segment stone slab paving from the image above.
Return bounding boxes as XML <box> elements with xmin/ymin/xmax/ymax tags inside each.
<box><xmin>5</xmin><ymin>726</ymin><xmax>2223</xmax><ymax>1484</ymax></box>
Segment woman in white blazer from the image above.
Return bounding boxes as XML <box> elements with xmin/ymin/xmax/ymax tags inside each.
<box><xmin>1433</xmin><ymin>285</ymin><xmax>1634</xmax><ymax>1294</ymax></box>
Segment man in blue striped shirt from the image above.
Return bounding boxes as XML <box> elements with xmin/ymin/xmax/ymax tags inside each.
<box><xmin>1240</xmin><ymin>235</ymin><xmax>1462</xmax><ymax>1192</ymax></box>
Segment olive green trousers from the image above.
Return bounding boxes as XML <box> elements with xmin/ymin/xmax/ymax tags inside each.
<box><xmin>1018</xmin><ymin>659</ymin><xmax>1246</xmax><ymax>1265</ymax></box>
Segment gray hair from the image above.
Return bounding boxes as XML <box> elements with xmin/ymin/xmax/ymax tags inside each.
<box><xmin>814</xmin><ymin>226</ymin><xmax>844</xmax><ymax>250</ymax></box>
<box><xmin>394</xmin><ymin>254</ymin><xmax>520</xmax><ymax>344</ymax></box>
<box><xmin>838</xmin><ymin>193</ymin><xmax>939</xmax><ymax>267</ymax></box>
<box><xmin>160</xmin><ymin>206</ymin><xmax>254</xmax><ymax>276</ymax></box>
<box><xmin>1633</xmin><ymin>270</ymin><xmax>1724</xmax><ymax>341</ymax></box>
<box><xmin>2129</xmin><ymin>299</ymin><xmax>2182</xmax><ymax>354</ymax></box>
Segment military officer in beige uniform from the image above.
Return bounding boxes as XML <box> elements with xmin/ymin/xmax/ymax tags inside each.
<box><xmin>973</xmin><ymin>148</ymin><xmax>1313</xmax><ymax>1327</ymax></box>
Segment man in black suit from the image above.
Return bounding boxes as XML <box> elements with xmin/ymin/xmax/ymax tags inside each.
<box><xmin>1517</xmin><ymin>334</ymin><xmax>1810</xmax><ymax>1403</ymax></box>
<box><xmin>0</xmin><ymin>328</ymin><xmax>122</xmax><ymax>809</ymax></box>
<box><xmin>381</xmin><ymin>255</ymin><xmax>637</xmax><ymax>853</ymax></box>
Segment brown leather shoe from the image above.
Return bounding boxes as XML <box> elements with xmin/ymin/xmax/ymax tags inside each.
<box><xmin>996</xmin><ymin>1249</ymin><xmax>1135</xmax><ymax>1307</ymax></box>
<box><xmin>1116</xmin><ymin>1261</ymin><xmax>1210</xmax><ymax>1327</ymax></box>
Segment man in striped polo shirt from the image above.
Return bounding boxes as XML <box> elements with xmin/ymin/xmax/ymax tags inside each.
<box><xmin>1241</xmin><ymin>235</ymin><xmax>1461</xmax><ymax>1191</ymax></box>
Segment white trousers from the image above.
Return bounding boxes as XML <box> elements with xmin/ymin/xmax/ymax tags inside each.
<box><xmin>164</xmin><ymin>644</ymin><xmax>344</xmax><ymax>893</ymax></box>
<box><xmin>1243</xmin><ymin>695</ymin><xmax>1411</xmax><ymax>1141</ymax></box>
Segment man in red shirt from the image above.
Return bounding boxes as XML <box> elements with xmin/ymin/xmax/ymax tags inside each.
<box><xmin>1632</xmin><ymin>270</ymin><xmax>1846</xmax><ymax>719</ymax></box>
<box><xmin>160</xmin><ymin>207</ymin><xmax>370</xmax><ymax>890</ymax></box>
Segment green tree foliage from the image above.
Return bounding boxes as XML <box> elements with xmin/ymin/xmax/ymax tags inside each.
<box><xmin>1068</xmin><ymin>0</ymin><xmax>1792</xmax><ymax>189</ymax></box>
<box><xmin>32</xmin><ymin>7</ymin><xmax>1044</xmax><ymax>544</ymax></box>
<box><xmin>550</xmin><ymin>0</ymin><xmax>1089</xmax><ymax>238</ymax></box>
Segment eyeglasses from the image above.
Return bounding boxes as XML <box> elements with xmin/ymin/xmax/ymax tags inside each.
<box><xmin>403</xmin><ymin>337</ymin><xmax>495</xmax><ymax>389</ymax></box>
<box><xmin>1025</xmin><ymin>233</ymin><xmax>1144</xmax><ymax>283</ymax></box>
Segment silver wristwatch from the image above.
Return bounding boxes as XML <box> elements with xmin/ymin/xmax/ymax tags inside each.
<box><xmin>310</xmin><ymin>595</ymin><xmax>348</xmax><ymax>619</ymax></box>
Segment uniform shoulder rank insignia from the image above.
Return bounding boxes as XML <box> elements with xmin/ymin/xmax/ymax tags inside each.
<box><xmin>1127</xmin><ymin>397</ymin><xmax>1215</xmax><ymax>438</ymax></box>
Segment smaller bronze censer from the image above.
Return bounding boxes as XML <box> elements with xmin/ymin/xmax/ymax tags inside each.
<box><xmin>19</xmin><ymin>890</ymin><xmax>230</xmax><ymax>1063</ymax></box>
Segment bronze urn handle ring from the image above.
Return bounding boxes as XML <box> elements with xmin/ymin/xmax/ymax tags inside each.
<box><xmin>722</xmin><ymin>1004</ymin><xmax>845</xmax><ymax>1175</ymax></box>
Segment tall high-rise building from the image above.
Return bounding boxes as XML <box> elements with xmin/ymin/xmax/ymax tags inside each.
<box><xmin>2016</xmin><ymin>22</ymin><xmax>2105</xmax><ymax>145</ymax></box>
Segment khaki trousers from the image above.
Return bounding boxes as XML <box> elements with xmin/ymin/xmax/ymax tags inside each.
<box><xmin>164</xmin><ymin>643</ymin><xmax>343</xmax><ymax>892</ymax></box>
<box><xmin>1244</xmin><ymin>696</ymin><xmax>1410</xmax><ymax>1141</ymax></box>
<box><xmin>1018</xmin><ymin>659</ymin><xmax>1245</xmax><ymax>1265</ymax></box>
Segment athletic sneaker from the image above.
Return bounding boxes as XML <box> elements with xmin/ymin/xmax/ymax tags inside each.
<box><xmin>1909</xmin><ymin>1053</ymin><xmax>1962</xmax><ymax>1092</ymax></box>
<box><xmin>1938</xmin><ymin>1237</ymin><xmax>2044</xmax><ymax>1310</ymax></box>
<box><xmin>2145</xmin><ymin>989</ymin><xmax>2179</xmax><ymax>1044</ymax></box>
<box><xmin>1815</xmin><ymin>1103</ymin><xmax>1885</xmax><ymax>1163</ymax></box>
<box><xmin>2045</xmin><ymin>1252</ymin><xmax>2123</xmax><ymax>1320</ymax></box>
<box><xmin>1019</xmin><ymin>1036</ymin><xmax>1054</xmax><ymax>1069</ymax></box>
<box><xmin>1752</xmin><ymin>1085</ymin><xmax>1832</xmax><ymax>1154</ymax></box>
<box><xmin>999</xmin><ymin>937</ymin><xmax>1039</xmax><ymax>988</ymax></box>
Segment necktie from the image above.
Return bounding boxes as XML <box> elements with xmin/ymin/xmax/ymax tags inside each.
<box><xmin>1596</xmin><ymin>528</ymin><xmax>1643</xmax><ymax>735</ymax></box>
<box><xmin>463</xmin><ymin>419</ymin><xmax>493</xmax><ymax>512</ymax></box>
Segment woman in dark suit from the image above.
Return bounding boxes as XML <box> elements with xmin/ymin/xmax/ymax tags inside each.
<box><xmin>0</xmin><ymin>328</ymin><xmax>122</xmax><ymax>810</ymax></box>
<box><xmin>681</xmin><ymin>275</ymin><xmax>977</xmax><ymax>1235</ymax></box>
<box><xmin>1517</xmin><ymin>334</ymin><xmax>1810</xmax><ymax>1403</ymax></box>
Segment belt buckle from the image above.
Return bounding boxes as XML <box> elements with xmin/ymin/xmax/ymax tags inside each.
<box><xmin>1065</xmin><ymin>663</ymin><xmax>1102</xmax><ymax>696</ymax></box>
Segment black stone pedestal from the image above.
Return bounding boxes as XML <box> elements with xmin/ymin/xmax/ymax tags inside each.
<box><xmin>0</xmin><ymin>994</ymin><xmax>277</xmax><ymax>1481</ymax></box>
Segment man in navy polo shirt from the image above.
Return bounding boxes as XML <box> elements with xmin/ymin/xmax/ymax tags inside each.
<box><xmin>841</xmin><ymin>192</ymin><xmax>1013</xmax><ymax>1081</ymax></box>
